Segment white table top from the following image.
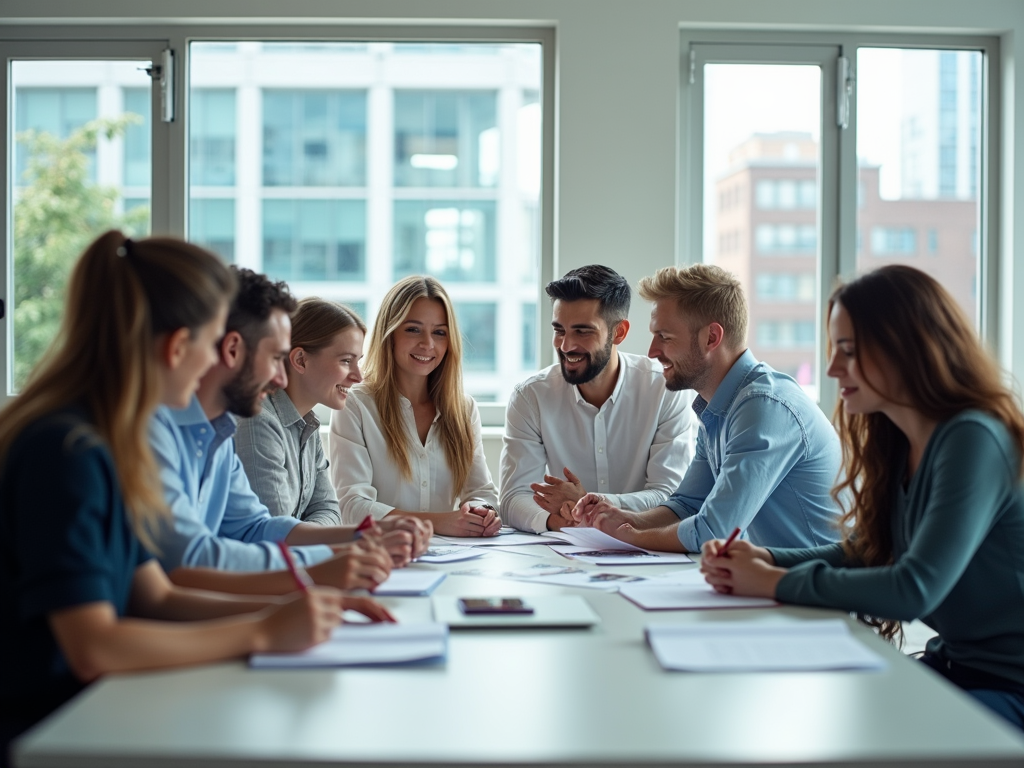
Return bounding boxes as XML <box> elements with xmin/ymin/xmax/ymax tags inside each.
<box><xmin>14</xmin><ymin>545</ymin><xmax>1024</xmax><ymax>767</ymax></box>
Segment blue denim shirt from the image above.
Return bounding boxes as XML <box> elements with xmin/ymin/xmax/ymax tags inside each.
<box><xmin>149</xmin><ymin>396</ymin><xmax>333</xmax><ymax>571</ymax></box>
<box><xmin>663</xmin><ymin>350</ymin><xmax>842</xmax><ymax>552</ymax></box>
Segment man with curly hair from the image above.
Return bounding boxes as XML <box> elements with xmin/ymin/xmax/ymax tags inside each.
<box><xmin>148</xmin><ymin>268</ymin><xmax>429</xmax><ymax>596</ymax></box>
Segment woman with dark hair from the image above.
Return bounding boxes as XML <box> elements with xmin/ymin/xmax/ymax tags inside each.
<box><xmin>701</xmin><ymin>264</ymin><xmax>1024</xmax><ymax>729</ymax></box>
<box><xmin>0</xmin><ymin>232</ymin><xmax>346</xmax><ymax>761</ymax></box>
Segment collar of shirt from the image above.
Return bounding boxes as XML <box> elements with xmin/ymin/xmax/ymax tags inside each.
<box><xmin>269</xmin><ymin>389</ymin><xmax>320</xmax><ymax>437</ymax></box>
<box><xmin>170</xmin><ymin>394</ymin><xmax>237</xmax><ymax>450</ymax></box>
<box><xmin>569</xmin><ymin>353</ymin><xmax>626</xmax><ymax>410</ymax></box>
<box><xmin>398</xmin><ymin>393</ymin><xmax>442</xmax><ymax>424</ymax></box>
<box><xmin>692</xmin><ymin>348</ymin><xmax>760</xmax><ymax>420</ymax></box>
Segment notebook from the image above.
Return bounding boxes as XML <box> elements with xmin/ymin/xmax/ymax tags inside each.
<box><xmin>432</xmin><ymin>594</ymin><xmax>601</xmax><ymax>628</ymax></box>
<box><xmin>372</xmin><ymin>568</ymin><xmax>447</xmax><ymax>596</ymax></box>
<box><xmin>250</xmin><ymin>622</ymin><xmax>448</xmax><ymax>668</ymax></box>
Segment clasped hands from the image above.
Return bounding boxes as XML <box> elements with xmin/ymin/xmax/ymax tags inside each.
<box><xmin>699</xmin><ymin>538</ymin><xmax>785</xmax><ymax>599</ymax></box>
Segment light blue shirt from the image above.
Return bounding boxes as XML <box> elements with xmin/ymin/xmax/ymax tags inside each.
<box><xmin>663</xmin><ymin>350</ymin><xmax>842</xmax><ymax>552</ymax></box>
<box><xmin>149</xmin><ymin>396</ymin><xmax>334</xmax><ymax>571</ymax></box>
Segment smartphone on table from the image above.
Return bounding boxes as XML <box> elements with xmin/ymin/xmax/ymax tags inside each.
<box><xmin>457</xmin><ymin>597</ymin><xmax>534</xmax><ymax>615</ymax></box>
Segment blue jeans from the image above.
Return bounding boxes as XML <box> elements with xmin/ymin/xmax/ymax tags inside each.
<box><xmin>921</xmin><ymin>652</ymin><xmax>1024</xmax><ymax>730</ymax></box>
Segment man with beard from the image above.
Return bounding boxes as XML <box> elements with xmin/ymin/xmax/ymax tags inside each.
<box><xmin>148</xmin><ymin>268</ymin><xmax>431</xmax><ymax>595</ymax></box>
<box><xmin>500</xmin><ymin>265</ymin><xmax>698</xmax><ymax>533</ymax></box>
<box><xmin>572</xmin><ymin>264</ymin><xmax>841</xmax><ymax>552</ymax></box>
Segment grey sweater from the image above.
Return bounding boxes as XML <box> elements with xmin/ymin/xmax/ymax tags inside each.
<box><xmin>770</xmin><ymin>410</ymin><xmax>1024</xmax><ymax>686</ymax></box>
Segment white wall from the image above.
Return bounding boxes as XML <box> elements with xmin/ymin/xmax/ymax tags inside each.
<box><xmin>3</xmin><ymin>0</ymin><xmax>1024</xmax><ymax>381</ymax></box>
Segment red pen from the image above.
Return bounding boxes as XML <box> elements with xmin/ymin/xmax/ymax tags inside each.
<box><xmin>277</xmin><ymin>541</ymin><xmax>315</xmax><ymax>593</ymax></box>
<box><xmin>715</xmin><ymin>526</ymin><xmax>743</xmax><ymax>558</ymax></box>
<box><xmin>356</xmin><ymin>514</ymin><xmax>375</xmax><ymax>532</ymax></box>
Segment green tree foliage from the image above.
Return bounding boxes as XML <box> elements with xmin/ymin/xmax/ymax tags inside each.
<box><xmin>13</xmin><ymin>115</ymin><xmax>149</xmax><ymax>389</ymax></box>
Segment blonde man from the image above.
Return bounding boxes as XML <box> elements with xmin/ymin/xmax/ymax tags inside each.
<box><xmin>573</xmin><ymin>264</ymin><xmax>842</xmax><ymax>552</ymax></box>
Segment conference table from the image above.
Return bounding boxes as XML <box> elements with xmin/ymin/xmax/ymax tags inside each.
<box><xmin>14</xmin><ymin>537</ymin><xmax>1024</xmax><ymax>768</ymax></box>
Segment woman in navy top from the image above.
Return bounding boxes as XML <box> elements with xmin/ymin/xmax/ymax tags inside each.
<box><xmin>701</xmin><ymin>265</ymin><xmax>1024</xmax><ymax>730</ymax></box>
<box><xmin>0</xmin><ymin>232</ymin><xmax>362</xmax><ymax>763</ymax></box>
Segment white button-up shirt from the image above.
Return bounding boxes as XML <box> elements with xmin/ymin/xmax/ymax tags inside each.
<box><xmin>328</xmin><ymin>386</ymin><xmax>498</xmax><ymax>524</ymax></box>
<box><xmin>499</xmin><ymin>352</ymin><xmax>698</xmax><ymax>533</ymax></box>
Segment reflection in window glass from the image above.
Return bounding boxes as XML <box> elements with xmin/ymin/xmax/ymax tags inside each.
<box><xmin>454</xmin><ymin>302</ymin><xmax>497</xmax><ymax>372</ymax></box>
<box><xmin>394</xmin><ymin>91</ymin><xmax>498</xmax><ymax>188</ymax></box>
<box><xmin>522</xmin><ymin>302</ymin><xmax>538</xmax><ymax>368</ymax></box>
<box><xmin>188</xmin><ymin>41</ymin><xmax>541</xmax><ymax>403</ymax></box>
<box><xmin>263</xmin><ymin>90</ymin><xmax>366</xmax><ymax>187</ymax></box>
<box><xmin>263</xmin><ymin>199</ymin><xmax>366</xmax><ymax>282</ymax></box>
<box><xmin>190</xmin><ymin>198</ymin><xmax>236</xmax><ymax>262</ymax></box>
<box><xmin>191</xmin><ymin>89</ymin><xmax>236</xmax><ymax>186</ymax></box>
<box><xmin>15</xmin><ymin>87</ymin><xmax>97</xmax><ymax>182</ymax></box>
<box><xmin>11</xmin><ymin>62</ymin><xmax>151</xmax><ymax>392</ymax></box>
<box><xmin>704</xmin><ymin>64</ymin><xmax>821</xmax><ymax>395</ymax></box>
<box><xmin>393</xmin><ymin>201</ymin><xmax>496</xmax><ymax>283</ymax></box>
<box><xmin>123</xmin><ymin>88</ymin><xmax>151</xmax><ymax>187</ymax></box>
<box><xmin>857</xmin><ymin>48</ymin><xmax>982</xmax><ymax>326</ymax></box>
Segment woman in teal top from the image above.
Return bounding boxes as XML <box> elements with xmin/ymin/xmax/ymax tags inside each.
<box><xmin>701</xmin><ymin>265</ymin><xmax>1024</xmax><ymax>730</ymax></box>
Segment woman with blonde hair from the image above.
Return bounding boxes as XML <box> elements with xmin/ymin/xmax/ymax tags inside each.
<box><xmin>701</xmin><ymin>265</ymin><xmax>1024</xmax><ymax>729</ymax></box>
<box><xmin>0</xmin><ymin>232</ymin><xmax>366</xmax><ymax>759</ymax></box>
<box><xmin>236</xmin><ymin>297</ymin><xmax>431</xmax><ymax>562</ymax></box>
<box><xmin>329</xmin><ymin>276</ymin><xmax>500</xmax><ymax>536</ymax></box>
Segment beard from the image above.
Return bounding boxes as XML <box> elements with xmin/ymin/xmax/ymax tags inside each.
<box><xmin>663</xmin><ymin>334</ymin><xmax>712</xmax><ymax>393</ymax></box>
<box><xmin>222</xmin><ymin>356</ymin><xmax>270</xmax><ymax>418</ymax></box>
<box><xmin>559</xmin><ymin>331</ymin><xmax>614</xmax><ymax>386</ymax></box>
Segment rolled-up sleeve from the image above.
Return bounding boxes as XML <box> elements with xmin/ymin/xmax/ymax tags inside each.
<box><xmin>671</xmin><ymin>396</ymin><xmax>806</xmax><ymax>552</ymax></box>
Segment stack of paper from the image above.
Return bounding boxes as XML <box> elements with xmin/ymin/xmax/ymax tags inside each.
<box><xmin>250</xmin><ymin>622</ymin><xmax>448</xmax><ymax>668</ymax></box>
<box><xmin>433</xmin><ymin>529</ymin><xmax>557</xmax><ymax>547</ymax></box>
<box><xmin>452</xmin><ymin>563</ymin><xmax>646</xmax><ymax>591</ymax></box>
<box><xmin>646</xmin><ymin>619</ymin><xmax>887</xmax><ymax>672</ymax></box>
<box><xmin>373</xmin><ymin>569</ymin><xmax>447</xmax><ymax>596</ymax></box>
<box><xmin>416</xmin><ymin>546</ymin><xmax>485</xmax><ymax>564</ymax></box>
<box><xmin>619</xmin><ymin>569</ymin><xmax>776</xmax><ymax>610</ymax></box>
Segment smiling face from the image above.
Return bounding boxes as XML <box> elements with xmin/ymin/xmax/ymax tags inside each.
<box><xmin>392</xmin><ymin>297</ymin><xmax>449</xmax><ymax>382</ymax></box>
<box><xmin>826</xmin><ymin>300</ymin><xmax>894</xmax><ymax>415</ymax></box>
<box><xmin>551</xmin><ymin>299</ymin><xmax>616</xmax><ymax>385</ymax></box>
<box><xmin>300</xmin><ymin>327</ymin><xmax>365</xmax><ymax>410</ymax></box>
<box><xmin>646</xmin><ymin>299</ymin><xmax>711</xmax><ymax>393</ymax></box>
<box><xmin>222</xmin><ymin>308</ymin><xmax>292</xmax><ymax>418</ymax></box>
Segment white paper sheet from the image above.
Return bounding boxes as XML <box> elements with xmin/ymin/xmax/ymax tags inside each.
<box><xmin>620</xmin><ymin>568</ymin><xmax>776</xmax><ymax>609</ymax></box>
<box><xmin>542</xmin><ymin>526</ymin><xmax>647</xmax><ymax>551</ymax></box>
<box><xmin>646</xmin><ymin>619</ymin><xmax>888</xmax><ymax>672</ymax></box>
<box><xmin>416</xmin><ymin>546</ymin><xmax>485</xmax><ymax>563</ymax></box>
<box><xmin>431</xmin><ymin>528</ymin><xmax>558</xmax><ymax>547</ymax></box>
<box><xmin>451</xmin><ymin>563</ymin><xmax>647</xmax><ymax>591</ymax></box>
<box><xmin>372</xmin><ymin>568</ymin><xmax>447</xmax><ymax>596</ymax></box>
<box><xmin>250</xmin><ymin>622</ymin><xmax>448</xmax><ymax>668</ymax></box>
<box><xmin>549</xmin><ymin>545</ymin><xmax>693</xmax><ymax>565</ymax></box>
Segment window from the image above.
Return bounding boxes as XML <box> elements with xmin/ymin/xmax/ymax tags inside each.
<box><xmin>871</xmin><ymin>227</ymin><xmax>917</xmax><ymax>255</ymax></box>
<box><xmin>684</xmin><ymin>33</ymin><xmax>995</xmax><ymax>408</ymax></box>
<box><xmin>185</xmin><ymin>40</ymin><xmax>544</xmax><ymax>406</ymax></box>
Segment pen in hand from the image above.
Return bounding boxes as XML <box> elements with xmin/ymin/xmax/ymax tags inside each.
<box><xmin>715</xmin><ymin>526</ymin><xmax>743</xmax><ymax>558</ymax></box>
<box><xmin>277</xmin><ymin>541</ymin><xmax>316</xmax><ymax>593</ymax></box>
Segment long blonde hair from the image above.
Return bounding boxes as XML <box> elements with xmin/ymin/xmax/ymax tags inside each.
<box><xmin>363</xmin><ymin>276</ymin><xmax>474</xmax><ymax>502</ymax></box>
<box><xmin>0</xmin><ymin>230</ymin><xmax>235</xmax><ymax>549</ymax></box>
<box><xmin>829</xmin><ymin>265</ymin><xmax>1024</xmax><ymax>641</ymax></box>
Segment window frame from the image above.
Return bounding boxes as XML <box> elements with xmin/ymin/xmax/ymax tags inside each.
<box><xmin>1</xmin><ymin>26</ymin><xmax>556</xmax><ymax>420</ymax></box>
<box><xmin>679</xmin><ymin>30</ymin><xmax>1000</xmax><ymax>417</ymax></box>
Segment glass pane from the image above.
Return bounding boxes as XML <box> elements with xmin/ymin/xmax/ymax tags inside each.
<box><xmin>703</xmin><ymin>64</ymin><xmax>822</xmax><ymax>398</ymax></box>
<box><xmin>11</xmin><ymin>60</ymin><xmax>152</xmax><ymax>392</ymax></box>
<box><xmin>188</xmin><ymin>41</ymin><xmax>542</xmax><ymax>403</ymax></box>
<box><xmin>393</xmin><ymin>201</ymin><xmax>496</xmax><ymax>283</ymax></box>
<box><xmin>857</xmin><ymin>48</ymin><xmax>982</xmax><ymax>326</ymax></box>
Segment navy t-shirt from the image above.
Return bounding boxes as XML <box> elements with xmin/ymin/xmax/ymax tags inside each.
<box><xmin>0</xmin><ymin>408</ymin><xmax>152</xmax><ymax>722</ymax></box>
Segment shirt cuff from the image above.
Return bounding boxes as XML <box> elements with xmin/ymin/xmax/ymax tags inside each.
<box><xmin>675</xmin><ymin>515</ymin><xmax>701</xmax><ymax>553</ymax></box>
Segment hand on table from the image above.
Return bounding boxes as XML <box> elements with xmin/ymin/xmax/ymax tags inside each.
<box><xmin>531</xmin><ymin>467</ymin><xmax>585</xmax><ymax>515</ymax></box>
<box><xmin>571</xmin><ymin>493</ymin><xmax>641</xmax><ymax>540</ymax></box>
<box><xmin>437</xmin><ymin>503</ymin><xmax>501</xmax><ymax>537</ymax></box>
<box><xmin>699</xmin><ymin>539</ymin><xmax>783</xmax><ymax>599</ymax></box>
<box><xmin>379</xmin><ymin>515</ymin><xmax>433</xmax><ymax>558</ymax></box>
<box><xmin>340</xmin><ymin>595</ymin><xmax>397</xmax><ymax>623</ymax></box>
<box><xmin>256</xmin><ymin>587</ymin><xmax>343</xmax><ymax>653</ymax></box>
<box><xmin>311</xmin><ymin>540</ymin><xmax>392</xmax><ymax>590</ymax></box>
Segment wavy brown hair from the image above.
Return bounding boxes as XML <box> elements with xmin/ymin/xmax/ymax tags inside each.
<box><xmin>829</xmin><ymin>265</ymin><xmax>1024</xmax><ymax>641</ymax></box>
<box><xmin>363</xmin><ymin>276</ymin><xmax>474</xmax><ymax>504</ymax></box>
<box><xmin>0</xmin><ymin>230</ymin><xmax>235</xmax><ymax>550</ymax></box>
